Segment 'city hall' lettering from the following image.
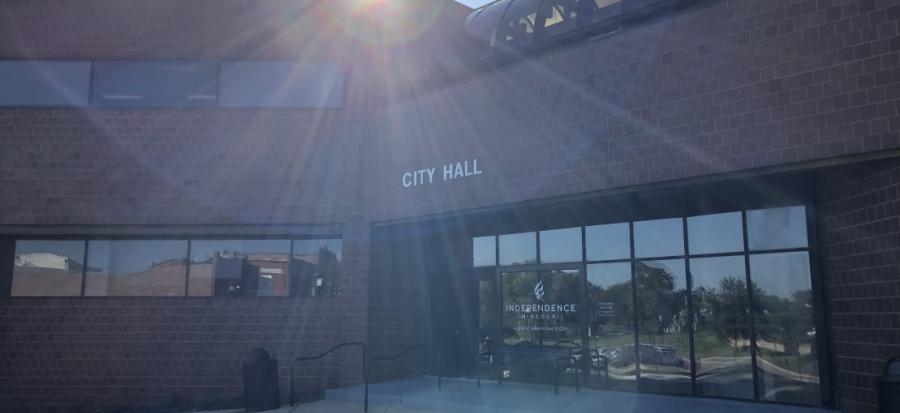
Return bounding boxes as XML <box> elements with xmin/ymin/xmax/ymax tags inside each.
<box><xmin>402</xmin><ymin>158</ymin><xmax>482</xmax><ymax>188</ymax></box>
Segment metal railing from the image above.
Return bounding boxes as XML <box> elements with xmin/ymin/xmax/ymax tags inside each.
<box><xmin>290</xmin><ymin>342</ymin><xmax>368</xmax><ymax>412</ymax></box>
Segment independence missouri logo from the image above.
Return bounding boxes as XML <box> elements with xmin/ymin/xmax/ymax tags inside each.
<box><xmin>534</xmin><ymin>280</ymin><xmax>545</xmax><ymax>301</ymax></box>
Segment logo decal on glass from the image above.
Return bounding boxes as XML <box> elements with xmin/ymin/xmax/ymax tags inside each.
<box><xmin>534</xmin><ymin>280</ymin><xmax>545</xmax><ymax>301</ymax></box>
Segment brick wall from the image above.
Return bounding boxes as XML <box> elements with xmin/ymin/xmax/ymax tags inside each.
<box><xmin>367</xmin><ymin>0</ymin><xmax>900</xmax><ymax>221</ymax></box>
<box><xmin>818</xmin><ymin>158</ymin><xmax>900</xmax><ymax>413</ymax></box>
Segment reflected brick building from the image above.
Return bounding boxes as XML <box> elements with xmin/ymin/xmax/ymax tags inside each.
<box><xmin>0</xmin><ymin>1</ymin><xmax>899</xmax><ymax>412</ymax></box>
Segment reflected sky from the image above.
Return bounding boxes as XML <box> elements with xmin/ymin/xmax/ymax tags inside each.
<box><xmin>190</xmin><ymin>240</ymin><xmax>290</xmax><ymax>262</ymax></box>
<box><xmin>587</xmin><ymin>262</ymin><xmax>631</xmax><ymax>287</ymax></box>
<box><xmin>749</xmin><ymin>252</ymin><xmax>812</xmax><ymax>298</ymax></box>
<box><xmin>473</xmin><ymin>236</ymin><xmax>496</xmax><ymax>267</ymax></box>
<box><xmin>88</xmin><ymin>240</ymin><xmax>187</xmax><ymax>275</ymax></box>
<box><xmin>499</xmin><ymin>232</ymin><xmax>536</xmax><ymax>265</ymax></box>
<box><xmin>586</xmin><ymin>222</ymin><xmax>630</xmax><ymax>261</ymax></box>
<box><xmin>15</xmin><ymin>240</ymin><xmax>85</xmax><ymax>263</ymax></box>
<box><xmin>634</xmin><ymin>218</ymin><xmax>684</xmax><ymax>258</ymax></box>
<box><xmin>540</xmin><ymin>227</ymin><xmax>581</xmax><ymax>263</ymax></box>
<box><xmin>747</xmin><ymin>206</ymin><xmax>808</xmax><ymax>250</ymax></box>
<box><xmin>690</xmin><ymin>255</ymin><xmax>745</xmax><ymax>289</ymax></box>
<box><xmin>688</xmin><ymin>212</ymin><xmax>743</xmax><ymax>255</ymax></box>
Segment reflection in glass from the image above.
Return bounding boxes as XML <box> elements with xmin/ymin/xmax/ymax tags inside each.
<box><xmin>688</xmin><ymin>212</ymin><xmax>744</xmax><ymax>255</ymax></box>
<box><xmin>690</xmin><ymin>256</ymin><xmax>754</xmax><ymax>399</ymax></box>
<box><xmin>11</xmin><ymin>240</ymin><xmax>85</xmax><ymax>296</ymax></box>
<box><xmin>473</xmin><ymin>236</ymin><xmax>496</xmax><ymax>267</ymax></box>
<box><xmin>189</xmin><ymin>240</ymin><xmax>291</xmax><ymax>296</ymax></box>
<box><xmin>501</xmin><ymin>270</ymin><xmax>580</xmax><ymax>347</ymax></box>
<box><xmin>539</xmin><ymin>227</ymin><xmax>582</xmax><ymax>264</ymax></box>
<box><xmin>587</xmin><ymin>263</ymin><xmax>636</xmax><ymax>390</ymax></box>
<box><xmin>499</xmin><ymin>232</ymin><xmax>537</xmax><ymax>265</ymax></box>
<box><xmin>750</xmin><ymin>252</ymin><xmax>820</xmax><ymax>404</ymax></box>
<box><xmin>634</xmin><ymin>218</ymin><xmax>684</xmax><ymax>258</ymax></box>
<box><xmin>497</xmin><ymin>0</ymin><xmax>540</xmax><ymax>47</ymax></box>
<box><xmin>537</xmin><ymin>0</ymin><xmax>579</xmax><ymax>36</ymax></box>
<box><xmin>585</xmin><ymin>222</ymin><xmax>630</xmax><ymax>262</ymax></box>
<box><xmin>477</xmin><ymin>272</ymin><xmax>495</xmax><ymax>355</ymax></box>
<box><xmin>291</xmin><ymin>239</ymin><xmax>342</xmax><ymax>297</ymax></box>
<box><xmin>84</xmin><ymin>240</ymin><xmax>188</xmax><ymax>296</ymax></box>
<box><xmin>747</xmin><ymin>206</ymin><xmax>808</xmax><ymax>251</ymax></box>
<box><xmin>636</xmin><ymin>259</ymin><xmax>691</xmax><ymax>395</ymax></box>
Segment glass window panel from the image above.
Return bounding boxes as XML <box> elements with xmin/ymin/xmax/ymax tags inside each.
<box><xmin>579</xmin><ymin>0</ymin><xmax>623</xmax><ymax>24</ymax></box>
<box><xmin>497</xmin><ymin>0</ymin><xmax>540</xmax><ymax>47</ymax></box>
<box><xmin>219</xmin><ymin>61</ymin><xmax>344</xmax><ymax>108</ymax></box>
<box><xmin>587</xmin><ymin>262</ymin><xmax>636</xmax><ymax>391</ymax></box>
<box><xmin>586</xmin><ymin>222</ymin><xmax>630</xmax><ymax>261</ymax></box>
<box><xmin>539</xmin><ymin>227</ymin><xmax>582</xmax><ymax>264</ymax></box>
<box><xmin>84</xmin><ymin>240</ymin><xmax>188</xmax><ymax>297</ymax></box>
<box><xmin>11</xmin><ymin>240</ymin><xmax>85</xmax><ymax>296</ymax></box>
<box><xmin>189</xmin><ymin>240</ymin><xmax>291</xmax><ymax>296</ymax></box>
<box><xmin>91</xmin><ymin>60</ymin><xmax>218</xmax><ymax>108</ymax></box>
<box><xmin>690</xmin><ymin>256</ymin><xmax>754</xmax><ymax>400</ymax></box>
<box><xmin>291</xmin><ymin>239</ymin><xmax>342</xmax><ymax>297</ymax></box>
<box><xmin>477</xmin><ymin>270</ymin><xmax>495</xmax><ymax>355</ymax></box>
<box><xmin>473</xmin><ymin>236</ymin><xmax>496</xmax><ymax>267</ymax></box>
<box><xmin>0</xmin><ymin>61</ymin><xmax>91</xmax><ymax>107</ymax></box>
<box><xmin>687</xmin><ymin>212</ymin><xmax>744</xmax><ymax>255</ymax></box>
<box><xmin>501</xmin><ymin>270</ymin><xmax>581</xmax><ymax>348</ymax></box>
<box><xmin>747</xmin><ymin>206</ymin><xmax>808</xmax><ymax>251</ymax></box>
<box><xmin>634</xmin><ymin>218</ymin><xmax>684</xmax><ymax>258</ymax></box>
<box><xmin>465</xmin><ymin>0</ymin><xmax>511</xmax><ymax>46</ymax></box>
<box><xmin>750</xmin><ymin>252</ymin><xmax>820</xmax><ymax>405</ymax></box>
<box><xmin>499</xmin><ymin>232</ymin><xmax>536</xmax><ymax>266</ymax></box>
<box><xmin>536</xmin><ymin>0</ymin><xmax>578</xmax><ymax>36</ymax></box>
<box><xmin>635</xmin><ymin>259</ymin><xmax>691</xmax><ymax>395</ymax></box>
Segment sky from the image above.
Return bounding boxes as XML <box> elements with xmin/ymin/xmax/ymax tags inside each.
<box><xmin>454</xmin><ymin>0</ymin><xmax>493</xmax><ymax>8</ymax></box>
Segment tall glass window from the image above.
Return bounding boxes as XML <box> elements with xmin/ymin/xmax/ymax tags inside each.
<box><xmin>689</xmin><ymin>256</ymin><xmax>754</xmax><ymax>399</ymax></box>
<box><xmin>84</xmin><ymin>240</ymin><xmax>188</xmax><ymax>296</ymax></box>
<box><xmin>473</xmin><ymin>204</ymin><xmax>823</xmax><ymax>405</ymax></box>
<box><xmin>750</xmin><ymin>252</ymin><xmax>819</xmax><ymax>404</ymax></box>
<box><xmin>11</xmin><ymin>240</ymin><xmax>85</xmax><ymax>296</ymax></box>
<box><xmin>587</xmin><ymin>262</ymin><xmax>636</xmax><ymax>391</ymax></box>
<box><xmin>636</xmin><ymin>259</ymin><xmax>691</xmax><ymax>396</ymax></box>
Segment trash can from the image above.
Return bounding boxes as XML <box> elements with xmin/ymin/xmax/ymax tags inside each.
<box><xmin>877</xmin><ymin>357</ymin><xmax>900</xmax><ymax>413</ymax></box>
<box><xmin>243</xmin><ymin>347</ymin><xmax>280</xmax><ymax>412</ymax></box>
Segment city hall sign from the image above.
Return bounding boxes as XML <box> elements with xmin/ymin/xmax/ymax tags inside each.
<box><xmin>401</xmin><ymin>158</ymin><xmax>482</xmax><ymax>188</ymax></box>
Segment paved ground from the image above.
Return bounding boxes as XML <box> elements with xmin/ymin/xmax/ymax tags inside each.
<box><xmin>194</xmin><ymin>376</ymin><xmax>834</xmax><ymax>413</ymax></box>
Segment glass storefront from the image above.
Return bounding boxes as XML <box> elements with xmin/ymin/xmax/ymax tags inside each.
<box><xmin>470</xmin><ymin>205</ymin><xmax>823</xmax><ymax>405</ymax></box>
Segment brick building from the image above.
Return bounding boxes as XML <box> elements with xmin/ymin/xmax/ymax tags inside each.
<box><xmin>0</xmin><ymin>0</ymin><xmax>898</xmax><ymax>412</ymax></box>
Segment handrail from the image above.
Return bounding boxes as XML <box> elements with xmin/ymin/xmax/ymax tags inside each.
<box><xmin>290</xmin><ymin>342</ymin><xmax>368</xmax><ymax>412</ymax></box>
<box><xmin>370</xmin><ymin>342</ymin><xmax>425</xmax><ymax>362</ymax></box>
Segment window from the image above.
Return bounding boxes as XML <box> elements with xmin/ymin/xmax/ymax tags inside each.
<box><xmin>188</xmin><ymin>240</ymin><xmax>291</xmax><ymax>297</ymax></box>
<box><xmin>473</xmin><ymin>236</ymin><xmax>496</xmax><ymax>267</ymax></box>
<box><xmin>634</xmin><ymin>217</ymin><xmax>684</xmax><ymax>258</ymax></box>
<box><xmin>91</xmin><ymin>60</ymin><xmax>218</xmax><ymax>108</ymax></box>
<box><xmin>687</xmin><ymin>212</ymin><xmax>743</xmax><ymax>255</ymax></box>
<box><xmin>497</xmin><ymin>0</ymin><xmax>540</xmax><ymax>47</ymax></box>
<box><xmin>84</xmin><ymin>240</ymin><xmax>188</xmax><ymax>296</ymax></box>
<box><xmin>747</xmin><ymin>206</ymin><xmax>808</xmax><ymax>250</ymax></box>
<box><xmin>472</xmin><ymin>204</ymin><xmax>822</xmax><ymax>404</ymax></box>
<box><xmin>585</xmin><ymin>222</ymin><xmax>630</xmax><ymax>261</ymax></box>
<box><xmin>291</xmin><ymin>239</ymin><xmax>342</xmax><ymax>297</ymax></box>
<box><xmin>0</xmin><ymin>60</ymin><xmax>91</xmax><ymax>107</ymax></box>
<box><xmin>11</xmin><ymin>240</ymin><xmax>85</xmax><ymax>296</ymax></box>
<box><xmin>536</xmin><ymin>0</ymin><xmax>579</xmax><ymax>37</ymax></box>
<box><xmin>539</xmin><ymin>227</ymin><xmax>581</xmax><ymax>263</ymax></box>
<box><xmin>499</xmin><ymin>232</ymin><xmax>536</xmax><ymax>265</ymax></box>
<box><xmin>219</xmin><ymin>61</ymin><xmax>344</xmax><ymax>108</ymax></box>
